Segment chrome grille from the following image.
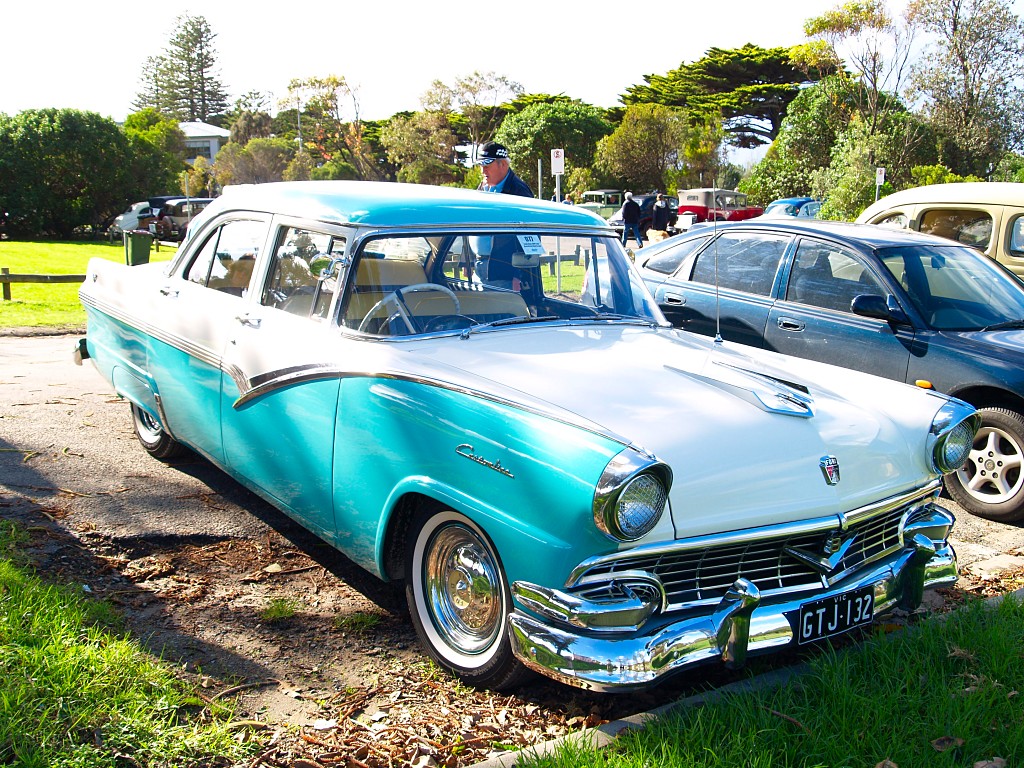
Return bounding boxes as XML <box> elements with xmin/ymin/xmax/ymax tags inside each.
<box><xmin>577</xmin><ymin>503</ymin><xmax>911</xmax><ymax>610</ymax></box>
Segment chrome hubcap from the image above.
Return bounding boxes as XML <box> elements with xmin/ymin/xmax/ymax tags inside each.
<box><xmin>424</xmin><ymin>524</ymin><xmax>502</xmax><ymax>655</ymax></box>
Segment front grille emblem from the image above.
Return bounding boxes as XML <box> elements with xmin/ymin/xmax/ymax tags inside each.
<box><xmin>785</xmin><ymin>529</ymin><xmax>856</xmax><ymax>576</ymax></box>
<box><xmin>820</xmin><ymin>455</ymin><xmax>841</xmax><ymax>486</ymax></box>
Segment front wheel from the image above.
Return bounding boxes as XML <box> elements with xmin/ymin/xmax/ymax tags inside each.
<box><xmin>405</xmin><ymin>509</ymin><xmax>530</xmax><ymax>690</ymax></box>
<box><xmin>946</xmin><ymin>407</ymin><xmax>1024</xmax><ymax>522</ymax></box>
<box><xmin>131</xmin><ymin>403</ymin><xmax>187</xmax><ymax>460</ymax></box>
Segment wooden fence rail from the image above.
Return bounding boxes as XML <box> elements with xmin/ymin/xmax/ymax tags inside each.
<box><xmin>1</xmin><ymin>268</ymin><xmax>86</xmax><ymax>301</ymax></box>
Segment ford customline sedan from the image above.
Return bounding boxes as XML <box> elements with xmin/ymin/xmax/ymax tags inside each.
<box><xmin>77</xmin><ymin>181</ymin><xmax>977</xmax><ymax>692</ymax></box>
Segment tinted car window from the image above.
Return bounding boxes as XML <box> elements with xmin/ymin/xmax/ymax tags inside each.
<box><xmin>785</xmin><ymin>240</ymin><xmax>885</xmax><ymax>313</ymax></box>
<box><xmin>878</xmin><ymin>244</ymin><xmax>1024</xmax><ymax>329</ymax></box>
<box><xmin>1010</xmin><ymin>216</ymin><xmax>1024</xmax><ymax>256</ymax></box>
<box><xmin>690</xmin><ymin>232</ymin><xmax>788</xmax><ymax>296</ymax></box>
<box><xmin>643</xmin><ymin>235</ymin><xmax>712</xmax><ymax>275</ymax></box>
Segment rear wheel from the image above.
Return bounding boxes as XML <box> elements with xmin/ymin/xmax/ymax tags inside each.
<box><xmin>405</xmin><ymin>508</ymin><xmax>530</xmax><ymax>690</ymax></box>
<box><xmin>946</xmin><ymin>407</ymin><xmax>1024</xmax><ymax>522</ymax></box>
<box><xmin>130</xmin><ymin>403</ymin><xmax>187</xmax><ymax>460</ymax></box>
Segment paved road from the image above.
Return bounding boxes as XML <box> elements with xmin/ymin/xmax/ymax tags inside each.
<box><xmin>3</xmin><ymin>331</ymin><xmax>1023</xmax><ymax>574</ymax></box>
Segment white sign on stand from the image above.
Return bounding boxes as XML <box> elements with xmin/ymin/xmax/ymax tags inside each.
<box><xmin>551</xmin><ymin>148</ymin><xmax>565</xmax><ymax>176</ymax></box>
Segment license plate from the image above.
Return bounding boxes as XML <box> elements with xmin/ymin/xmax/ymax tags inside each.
<box><xmin>796</xmin><ymin>587</ymin><xmax>874</xmax><ymax>645</ymax></box>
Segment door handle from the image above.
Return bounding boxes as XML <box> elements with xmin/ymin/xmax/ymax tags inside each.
<box><xmin>235</xmin><ymin>314</ymin><xmax>261</xmax><ymax>329</ymax></box>
<box><xmin>663</xmin><ymin>292</ymin><xmax>686</xmax><ymax>306</ymax></box>
<box><xmin>777</xmin><ymin>316</ymin><xmax>805</xmax><ymax>331</ymax></box>
<box><xmin>159</xmin><ymin>287</ymin><xmax>179</xmax><ymax>298</ymax></box>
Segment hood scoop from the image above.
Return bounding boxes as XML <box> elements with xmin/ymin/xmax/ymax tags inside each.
<box><xmin>666</xmin><ymin>360</ymin><xmax>815</xmax><ymax>418</ymax></box>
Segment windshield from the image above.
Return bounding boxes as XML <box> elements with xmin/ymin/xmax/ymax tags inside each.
<box><xmin>340</xmin><ymin>231</ymin><xmax>666</xmax><ymax>337</ymax></box>
<box><xmin>877</xmin><ymin>244</ymin><xmax>1024</xmax><ymax>330</ymax></box>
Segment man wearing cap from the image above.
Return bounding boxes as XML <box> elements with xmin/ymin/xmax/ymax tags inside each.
<box><xmin>476</xmin><ymin>141</ymin><xmax>533</xmax><ymax>197</ymax></box>
<box><xmin>473</xmin><ymin>141</ymin><xmax>534</xmax><ymax>287</ymax></box>
<box><xmin>619</xmin><ymin>192</ymin><xmax>643</xmax><ymax>248</ymax></box>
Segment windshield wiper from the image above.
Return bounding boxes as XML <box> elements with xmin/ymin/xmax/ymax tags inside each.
<box><xmin>460</xmin><ymin>315</ymin><xmax>559</xmax><ymax>338</ymax></box>
<box><xmin>980</xmin><ymin>319</ymin><xmax>1024</xmax><ymax>331</ymax></box>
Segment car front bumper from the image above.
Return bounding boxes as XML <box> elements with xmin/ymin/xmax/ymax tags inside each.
<box><xmin>508</xmin><ymin>527</ymin><xmax>956</xmax><ymax>691</ymax></box>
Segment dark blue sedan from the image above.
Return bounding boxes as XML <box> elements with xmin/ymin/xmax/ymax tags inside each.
<box><xmin>637</xmin><ymin>219</ymin><xmax>1024</xmax><ymax>522</ymax></box>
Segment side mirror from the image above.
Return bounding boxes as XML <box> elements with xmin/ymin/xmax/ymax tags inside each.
<box><xmin>851</xmin><ymin>293</ymin><xmax>909</xmax><ymax>324</ymax></box>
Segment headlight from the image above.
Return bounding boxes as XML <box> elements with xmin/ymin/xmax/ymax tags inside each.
<box><xmin>594</xmin><ymin>448</ymin><xmax>672</xmax><ymax>542</ymax></box>
<box><xmin>929</xmin><ymin>400</ymin><xmax>980</xmax><ymax>474</ymax></box>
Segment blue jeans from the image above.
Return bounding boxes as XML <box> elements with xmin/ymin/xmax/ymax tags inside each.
<box><xmin>622</xmin><ymin>222</ymin><xmax>643</xmax><ymax>247</ymax></box>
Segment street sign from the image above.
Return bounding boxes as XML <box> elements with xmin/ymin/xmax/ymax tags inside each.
<box><xmin>875</xmin><ymin>167</ymin><xmax>886</xmax><ymax>185</ymax></box>
<box><xmin>551</xmin><ymin>148</ymin><xmax>565</xmax><ymax>176</ymax></box>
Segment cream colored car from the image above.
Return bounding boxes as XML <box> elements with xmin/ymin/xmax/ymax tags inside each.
<box><xmin>857</xmin><ymin>182</ymin><xmax>1024</xmax><ymax>277</ymax></box>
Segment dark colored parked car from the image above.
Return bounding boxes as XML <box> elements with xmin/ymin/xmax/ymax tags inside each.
<box><xmin>608</xmin><ymin>193</ymin><xmax>678</xmax><ymax>236</ymax></box>
<box><xmin>636</xmin><ymin>219</ymin><xmax>1024</xmax><ymax>522</ymax></box>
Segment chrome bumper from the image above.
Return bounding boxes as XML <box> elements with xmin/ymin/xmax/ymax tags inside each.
<box><xmin>509</xmin><ymin>536</ymin><xmax>956</xmax><ymax>691</ymax></box>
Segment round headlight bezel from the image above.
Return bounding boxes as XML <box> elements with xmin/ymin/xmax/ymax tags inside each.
<box><xmin>594</xmin><ymin>449</ymin><xmax>672</xmax><ymax>542</ymax></box>
<box><xmin>929</xmin><ymin>401</ymin><xmax>980</xmax><ymax>475</ymax></box>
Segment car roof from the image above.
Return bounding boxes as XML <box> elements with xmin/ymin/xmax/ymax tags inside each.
<box><xmin>203</xmin><ymin>181</ymin><xmax>610</xmax><ymax>230</ymax></box>
<box><xmin>858</xmin><ymin>182</ymin><xmax>1024</xmax><ymax>220</ymax></box>
<box><xmin>658</xmin><ymin>218</ymin><xmax>956</xmax><ymax>250</ymax></box>
<box><xmin>768</xmin><ymin>197</ymin><xmax>816</xmax><ymax>206</ymax></box>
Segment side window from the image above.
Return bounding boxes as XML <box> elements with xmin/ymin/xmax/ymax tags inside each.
<box><xmin>184</xmin><ymin>219</ymin><xmax>267</xmax><ymax>297</ymax></box>
<box><xmin>875</xmin><ymin>213</ymin><xmax>908</xmax><ymax>229</ymax></box>
<box><xmin>643</xmin><ymin>235</ymin><xmax>712</xmax><ymax>275</ymax></box>
<box><xmin>261</xmin><ymin>228</ymin><xmax>347</xmax><ymax>320</ymax></box>
<box><xmin>785</xmin><ymin>240</ymin><xmax>884</xmax><ymax>313</ymax></box>
<box><xmin>1009</xmin><ymin>216</ymin><xmax>1024</xmax><ymax>257</ymax></box>
<box><xmin>920</xmin><ymin>209</ymin><xmax>992</xmax><ymax>250</ymax></box>
<box><xmin>689</xmin><ymin>232</ymin><xmax>788</xmax><ymax>296</ymax></box>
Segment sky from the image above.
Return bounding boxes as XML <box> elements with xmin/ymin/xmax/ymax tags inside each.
<box><xmin>3</xmin><ymin>0</ymin><xmax>871</xmax><ymax>125</ymax></box>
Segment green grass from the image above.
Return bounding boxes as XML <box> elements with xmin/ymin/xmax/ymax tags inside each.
<box><xmin>522</xmin><ymin>596</ymin><xmax>1024</xmax><ymax>768</ymax></box>
<box><xmin>0</xmin><ymin>239</ymin><xmax>174</xmax><ymax>329</ymax></box>
<box><xmin>0</xmin><ymin>519</ymin><xmax>259</xmax><ymax>767</ymax></box>
<box><xmin>258</xmin><ymin>597</ymin><xmax>299</xmax><ymax>623</ymax></box>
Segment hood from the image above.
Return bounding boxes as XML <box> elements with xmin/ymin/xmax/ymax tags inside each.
<box><xmin>951</xmin><ymin>327</ymin><xmax>1024</xmax><ymax>357</ymax></box>
<box><xmin>407</xmin><ymin>325</ymin><xmax>945</xmax><ymax>539</ymax></box>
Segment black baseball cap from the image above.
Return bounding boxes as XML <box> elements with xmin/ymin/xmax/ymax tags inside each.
<box><xmin>476</xmin><ymin>141</ymin><xmax>510</xmax><ymax>165</ymax></box>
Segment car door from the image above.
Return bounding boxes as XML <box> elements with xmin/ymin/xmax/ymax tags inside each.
<box><xmin>218</xmin><ymin>222</ymin><xmax>351</xmax><ymax>542</ymax></box>
<box><xmin>764</xmin><ymin>237</ymin><xmax>915</xmax><ymax>381</ymax></box>
<box><xmin>649</xmin><ymin>230</ymin><xmax>789</xmax><ymax>348</ymax></box>
<box><xmin>146</xmin><ymin>214</ymin><xmax>271</xmax><ymax>465</ymax></box>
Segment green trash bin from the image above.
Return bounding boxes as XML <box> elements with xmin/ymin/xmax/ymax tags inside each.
<box><xmin>124</xmin><ymin>230</ymin><xmax>152</xmax><ymax>266</ymax></box>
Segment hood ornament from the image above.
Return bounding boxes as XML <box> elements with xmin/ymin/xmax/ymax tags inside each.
<box><xmin>820</xmin><ymin>455</ymin><xmax>840</xmax><ymax>486</ymax></box>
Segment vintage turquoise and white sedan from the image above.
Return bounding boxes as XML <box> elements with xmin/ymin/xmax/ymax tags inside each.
<box><xmin>78</xmin><ymin>181</ymin><xmax>978</xmax><ymax>692</ymax></box>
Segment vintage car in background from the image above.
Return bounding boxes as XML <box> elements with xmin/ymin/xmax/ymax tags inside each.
<box><xmin>677</xmin><ymin>188</ymin><xmax>764</xmax><ymax>223</ymax></box>
<box><xmin>857</xmin><ymin>182</ymin><xmax>1024</xmax><ymax>278</ymax></box>
<box><xmin>138</xmin><ymin>197</ymin><xmax>215</xmax><ymax>240</ymax></box>
<box><xmin>578</xmin><ymin>189</ymin><xmax>623</xmax><ymax>219</ymax></box>
<box><xmin>607</xmin><ymin>192</ymin><xmax>679</xmax><ymax>237</ymax></box>
<box><xmin>78</xmin><ymin>181</ymin><xmax>976</xmax><ymax>692</ymax></box>
<box><xmin>635</xmin><ymin>219</ymin><xmax>1024</xmax><ymax>522</ymax></box>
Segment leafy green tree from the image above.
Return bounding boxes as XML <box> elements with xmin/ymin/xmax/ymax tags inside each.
<box><xmin>495</xmin><ymin>101</ymin><xmax>613</xmax><ymax>183</ymax></box>
<box><xmin>179</xmin><ymin>155</ymin><xmax>216</xmax><ymax>196</ymax></box>
<box><xmin>992</xmin><ymin>153</ymin><xmax>1024</xmax><ymax>182</ymax></box>
<box><xmin>229</xmin><ymin>110</ymin><xmax>273</xmax><ymax>146</ymax></box>
<box><xmin>909</xmin><ymin>164</ymin><xmax>984</xmax><ymax>185</ymax></box>
<box><xmin>595</xmin><ymin>104</ymin><xmax>692</xmax><ymax>192</ymax></box>
<box><xmin>380</xmin><ymin>111</ymin><xmax>462</xmax><ymax>185</ymax></box>
<box><xmin>623</xmin><ymin>45</ymin><xmax>822</xmax><ymax>149</ymax></box>
<box><xmin>122</xmin><ymin>109</ymin><xmax>187</xmax><ymax>199</ymax></box>
<box><xmin>907</xmin><ymin>0</ymin><xmax>1024</xmax><ymax>176</ymax></box>
<box><xmin>310</xmin><ymin>159</ymin><xmax>360</xmax><ymax>181</ymax></box>
<box><xmin>134</xmin><ymin>15</ymin><xmax>229</xmax><ymax>122</ymax></box>
<box><xmin>212</xmin><ymin>137</ymin><xmax>294</xmax><ymax>186</ymax></box>
<box><xmin>423</xmin><ymin>71</ymin><xmax>523</xmax><ymax>151</ymax></box>
<box><xmin>0</xmin><ymin>109</ymin><xmax>135</xmax><ymax>236</ymax></box>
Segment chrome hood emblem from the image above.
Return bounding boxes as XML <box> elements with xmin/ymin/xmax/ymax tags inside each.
<box><xmin>785</xmin><ymin>530</ymin><xmax>856</xmax><ymax>576</ymax></box>
<box><xmin>820</xmin><ymin>455</ymin><xmax>841</xmax><ymax>486</ymax></box>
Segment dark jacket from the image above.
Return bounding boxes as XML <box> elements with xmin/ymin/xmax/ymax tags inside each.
<box><xmin>651</xmin><ymin>200</ymin><xmax>673</xmax><ymax>231</ymax></box>
<box><xmin>484</xmin><ymin>168</ymin><xmax>533</xmax><ymax>198</ymax></box>
<box><xmin>621</xmin><ymin>199</ymin><xmax>641</xmax><ymax>225</ymax></box>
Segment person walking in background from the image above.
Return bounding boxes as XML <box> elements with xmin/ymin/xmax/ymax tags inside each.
<box><xmin>620</xmin><ymin>192</ymin><xmax>643</xmax><ymax>248</ymax></box>
<box><xmin>476</xmin><ymin>141</ymin><xmax>533</xmax><ymax>197</ymax></box>
<box><xmin>651</xmin><ymin>193</ymin><xmax>673</xmax><ymax>233</ymax></box>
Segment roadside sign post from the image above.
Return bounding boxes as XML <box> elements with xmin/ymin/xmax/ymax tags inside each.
<box><xmin>875</xmin><ymin>167</ymin><xmax>885</xmax><ymax>201</ymax></box>
<box><xmin>551</xmin><ymin>149</ymin><xmax>566</xmax><ymax>291</ymax></box>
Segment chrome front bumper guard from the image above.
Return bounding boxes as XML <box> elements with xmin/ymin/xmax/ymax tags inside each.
<box><xmin>509</xmin><ymin>533</ymin><xmax>957</xmax><ymax>691</ymax></box>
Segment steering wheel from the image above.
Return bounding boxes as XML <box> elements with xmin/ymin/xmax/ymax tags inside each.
<box><xmin>357</xmin><ymin>283</ymin><xmax>461</xmax><ymax>334</ymax></box>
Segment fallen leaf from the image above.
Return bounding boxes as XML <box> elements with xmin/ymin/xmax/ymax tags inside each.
<box><xmin>974</xmin><ymin>759</ymin><xmax>1006</xmax><ymax>768</ymax></box>
<box><xmin>312</xmin><ymin>719</ymin><xmax>337</xmax><ymax>730</ymax></box>
<box><xmin>874</xmin><ymin>760</ymin><xmax>899</xmax><ymax>768</ymax></box>
<box><xmin>931</xmin><ymin>736</ymin><xmax>964</xmax><ymax>752</ymax></box>
<box><xmin>262</xmin><ymin>563</ymin><xmax>283</xmax><ymax>573</ymax></box>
